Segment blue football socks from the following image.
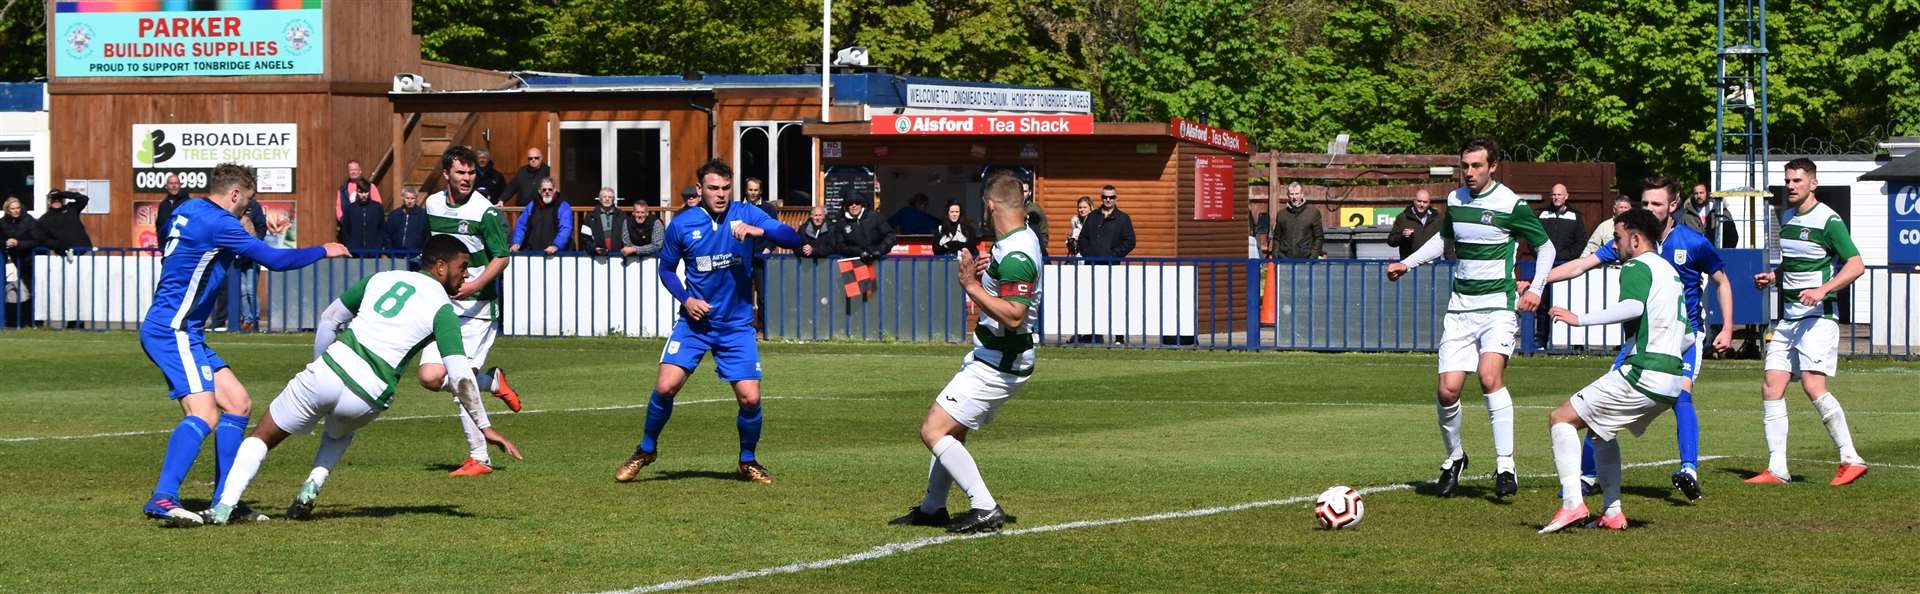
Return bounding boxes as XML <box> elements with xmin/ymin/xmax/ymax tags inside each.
<box><xmin>639</xmin><ymin>391</ymin><xmax>674</xmax><ymax>454</ymax></box>
<box><xmin>737</xmin><ymin>404</ymin><xmax>763</xmax><ymax>462</ymax></box>
<box><xmin>210</xmin><ymin>413</ymin><xmax>249</xmax><ymax>503</ymax></box>
<box><xmin>150</xmin><ymin>416</ymin><xmax>212</xmax><ymax>502</ymax></box>
<box><xmin>1674</xmin><ymin>390</ymin><xmax>1699</xmax><ymax>471</ymax></box>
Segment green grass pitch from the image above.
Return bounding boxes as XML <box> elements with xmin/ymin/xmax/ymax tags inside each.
<box><xmin>2</xmin><ymin>331</ymin><xmax>1916</xmax><ymax>592</ymax></box>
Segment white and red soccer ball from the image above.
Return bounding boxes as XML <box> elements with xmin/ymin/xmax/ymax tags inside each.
<box><xmin>1314</xmin><ymin>486</ymin><xmax>1364</xmax><ymax>529</ymax></box>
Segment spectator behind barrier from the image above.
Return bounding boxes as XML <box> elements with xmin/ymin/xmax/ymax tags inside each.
<box><xmin>335</xmin><ymin>159</ymin><xmax>382</xmax><ymax>223</ymax></box>
<box><xmin>511</xmin><ymin>177</ymin><xmax>573</xmax><ymax>255</ymax></box>
<box><xmin>1270</xmin><ymin>182</ymin><xmax>1324</xmax><ymax>259</ymax></box>
<box><xmin>1067</xmin><ymin>196</ymin><xmax>1091</xmax><ymax>256</ymax></box>
<box><xmin>339</xmin><ymin>178</ymin><xmax>386</xmax><ymax>254</ymax></box>
<box><xmin>934</xmin><ymin>200</ymin><xmax>980</xmax><ymax>257</ymax></box>
<box><xmin>1</xmin><ymin>196</ymin><xmax>39</xmax><ymax>327</ymax></box>
<box><xmin>474</xmin><ymin>149</ymin><xmax>507</xmax><ymax>203</ymax></box>
<box><xmin>1020</xmin><ymin>180</ymin><xmax>1048</xmax><ymax>250</ymax></box>
<box><xmin>37</xmin><ymin>190</ymin><xmax>93</xmax><ymax>255</ymax></box>
<box><xmin>1584</xmin><ymin>195</ymin><xmax>1633</xmax><ymax>257</ymax></box>
<box><xmin>1537</xmin><ymin>183</ymin><xmax>1584</xmax><ymax>260</ymax></box>
<box><xmin>888</xmin><ymin>193</ymin><xmax>941</xmax><ymax>235</ymax></box>
<box><xmin>620</xmin><ymin>205</ymin><xmax>666</xmax><ymax>259</ymax></box>
<box><xmin>501</xmin><ymin>148</ymin><xmax>551</xmax><ymax>206</ymax></box>
<box><xmin>1387</xmin><ymin>189</ymin><xmax>1443</xmax><ymax>259</ymax></box>
<box><xmin>831</xmin><ymin>195</ymin><xmax>895</xmax><ymax>262</ymax></box>
<box><xmin>155</xmin><ymin>174</ymin><xmax>191</xmax><ymax>246</ymax></box>
<box><xmin>1078</xmin><ymin>185</ymin><xmax>1136</xmax><ymax>259</ymax></box>
<box><xmin>580</xmin><ymin>187</ymin><xmax>625</xmax><ymax>256</ymax></box>
<box><xmin>797</xmin><ymin>206</ymin><xmax>832</xmax><ymax>258</ymax></box>
<box><xmin>385</xmin><ymin>187</ymin><xmax>430</xmax><ymax>251</ymax></box>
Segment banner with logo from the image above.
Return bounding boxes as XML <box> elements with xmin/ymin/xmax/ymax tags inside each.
<box><xmin>132</xmin><ymin>123</ymin><xmax>298</xmax><ymax>193</ymax></box>
<box><xmin>871</xmin><ymin>114</ymin><xmax>1094</xmax><ymax>136</ymax></box>
<box><xmin>1193</xmin><ymin>155</ymin><xmax>1235</xmax><ymax>221</ymax></box>
<box><xmin>54</xmin><ymin>1</ymin><xmax>325</xmax><ymax>78</ymax></box>
<box><xmin>1891</xmin><ymin>182</ymin><xmax>1920</xmax><ymax>266</ymax></box>
<box><xmin>903</xmin><ymin>84</ymin><xmax>1092</xmax><ymax>114</ymax></box>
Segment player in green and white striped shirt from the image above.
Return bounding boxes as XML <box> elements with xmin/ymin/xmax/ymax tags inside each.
<box><xmin>202</xmin><ymin>236</ymin><xmax>523</xmax><ymax>524</ymax></box>
<box><xmin>1746</xmin><ymin>158</ymin><xmax>1869</xmax><ymax>486</ymax></box>
<box><xmin>1387</xmin><ymin>137</ymin><xmax>1556</xmax><ymax>499</ymax></box>
<box><xmin>422</xmin><ymin>145</ymin><xmax>526</xmax><ymax>478</ymax></box>
<box><xmin>1539</xmin><ymin>208</ymin><xmax>1686</xmax><ymax>532</ymax></box>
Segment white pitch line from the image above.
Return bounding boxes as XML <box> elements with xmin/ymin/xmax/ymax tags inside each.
<box><xmin>592</xmin><ymin>457</ymin><xmax>1712</xmax><ymax>594</ymax></box>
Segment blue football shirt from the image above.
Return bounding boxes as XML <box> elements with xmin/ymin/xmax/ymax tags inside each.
<box><xmin>660</xmin><ymin>203</ymin><xmax>793</xmax><ymax>330</ymax></box>
<box><xmin>145</xmin><ymin>199</ymin><xmax>325</xmax><ymax>332</ymax></box>
<box><xmin>1595</xmin><ymin>222</ymin><xmax>1724</xmax><ymax>333</ymax></box>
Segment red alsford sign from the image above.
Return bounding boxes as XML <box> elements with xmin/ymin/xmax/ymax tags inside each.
<box><xmin>1170</xmin><ymin>117</ymin><xmax>1251</xmax><ymax>154</ymax></box>
<box><xmin>870</xmin><ymin>114</ymin><xmax>1094</xmax><ymax>135</ymax></box>
<box><xmin>1194</xmin><ymin>155</ymin><xmax>1235</xmax><ymax>221</ymax></box>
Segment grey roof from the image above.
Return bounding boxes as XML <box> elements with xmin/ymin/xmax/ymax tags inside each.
<box><xmin>1859</xmin><ymin>152</ymin><xmax>1920</xmax><ymax>181</ymax></box>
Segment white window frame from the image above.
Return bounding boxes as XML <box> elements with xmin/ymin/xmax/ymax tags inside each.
<box><xmin>559</xmin><ymin>120</ymin><xmax>672</xmax><ymax>204</ymax></box>
<box><xmin>732</xmin><ymin>120</ymin><xmax>811</xmax><ymax>206</ymax></box>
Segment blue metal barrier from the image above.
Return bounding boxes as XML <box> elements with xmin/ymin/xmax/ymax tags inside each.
<box><xmin>15</xmin><ymin>247</ymin><xmax>1919</xmax><ymax>360</ymax></box>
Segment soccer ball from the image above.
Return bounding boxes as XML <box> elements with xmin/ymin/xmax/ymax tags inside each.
<box><xmin>1314</xmin><ymin>486</ymin><xmax>1364</xmax><ymax>529</ymax></box>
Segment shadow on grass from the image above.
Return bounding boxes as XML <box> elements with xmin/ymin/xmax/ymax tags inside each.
<box><xmin>423</xmin><ymin>463</ymin><xmax>513</xmax><ymax>473</ymax></box>
<box><xmin>1716</xmin><ymin>467</ymin><xmax>1801</xmax><ymax>483</ymax></box>
<box><xmin>633</xmin><ymin>470</ymin><xmax>745</xmax><ymax>483</ymax></box>
<box><xmin>1620</xmin><ymin>485</ymin><xmax>1690</xmax><ymax>506</ymax></box>
<box><xmin>311</xmin><ymin>504</ymin><xmax>476</xmax><ymax>520</ymax></box>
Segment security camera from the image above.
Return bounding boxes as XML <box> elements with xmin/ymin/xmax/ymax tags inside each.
<box><xmin>392</xmin><ymin>73</ymin><xmax>430</xmax><ymax>93</ymax></box>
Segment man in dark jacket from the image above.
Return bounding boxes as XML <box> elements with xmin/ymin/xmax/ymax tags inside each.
<box><xmin>619</xmin><ymin>206</ymin><xmax>666</xmax><ymax>259</ymax></box>
<box><xmin>831</xmin><ymin>195</ymin><xmax>895</xmax><ymax>261</ymax></box>
<box><xmin>1077</xmin><ymin>185</ymin><xmax>1136</xmax><ymax>259</ymax></box>
<box><xmin>474</xmin><ymin>149</ymin><xmax>508</xmax><ymax>202</ymax></box>
<box><xmin>1387</xmin><ymin>189</ymin><xmax>1443</xmax><ymax>259</ymax></box>
<box><xmin>797</xmin><ymin>206</ymin><xmax>833</xmax><ymax>258</ymax></box>
<box><xmin>335</xmin><ymin>160</ymin><xmax>382</xmax><ymax>225</ymax></box>
<box><xmin>510</xmin><ymin>177</ymin><xmax>573</xmax><ymax>254</ymax></box>
<box><xmin>1680</xmin><ymin>181</ymin><xmax>1737</xmax><ymax>247</ymax></box>
<box><xmin>339</xmin><ymin>179</ymin><xmax>386</xmax><ymax>254</ymax></box>
<box><xmin>1534</xmin><ymin>183</ymin><xmax>1584</xmax><ymax>347</ymax></box>
<box><xmin>154</xmin><ymin>174</ymin><xmax>192</xmax><ymax>246</ymax></box>
<box><xmin>1270</xmin><ymin>182</ymin><xmax>1324</xmax><ymax>259</ymax></box>
<box><xmin>36</xmin><ymin>190</ymin><xmax>93</xmax><ymax>254</ymax></box>
<box><xmin>500</xmin><ymin>147</ymin><xmax>552</xmax><ymax>206</ymax></box>
<box><xmin>383</xmin><ymin>188</ymin><xmax>430</xmax><ymax>251</ymax></box>
<box><xmin>579</xmin><ymin>187</ymin><xmax>626</xmax><ymax>256</ymax></box>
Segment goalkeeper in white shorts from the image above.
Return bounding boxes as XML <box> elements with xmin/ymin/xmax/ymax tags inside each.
<box><xmin>1539</xmin><ymin>208</ymin><xmax>1685</xmax><ymax>533</ymax></box>
<box><xmin>202</xmin><ymin>236</ymin><xmax>523</xmax><ymax>524</ymax></box>
<box><xmin>888</xmin><ymin>171</ymin><xmax>1039</xmax><ymax>534</ymax></box>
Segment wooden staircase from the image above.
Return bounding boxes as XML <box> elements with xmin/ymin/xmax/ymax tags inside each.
<box><xmin>372</xmin><ymin>111</ymin><xmax>481</xmax><ymax>197</ymax></box>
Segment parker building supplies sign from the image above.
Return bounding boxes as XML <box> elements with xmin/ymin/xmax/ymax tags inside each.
<box><xmin>904</xmin><ymin>84</ymin><xmax>1092</xmax><ymax>114</ymax></box>
<box><xmin>54</xmin><ymin>2</ymin><xmax>325</xmax><ymax>78</ymax></box>
<box><xmin>131</xmin><ymin>123</ymin><xmax>298</xmax><ymax>192</ymax></box>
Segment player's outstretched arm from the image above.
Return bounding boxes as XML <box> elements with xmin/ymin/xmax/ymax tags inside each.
<box><xmin>1560</xmin><ymin>299</ymin><xmax>1644</xmax><ymax>327</ymax></box>
<box><xmin>1544</xmin><ymin>254</ymin><xmax>1605</xmax><ymax>284</ymax></box>
<box><xmin>1388</xmin><ymin>232</ymin><xmax>1445</xmax><ymax>280</ymax></box>
<box><xmin>313</xmin><ymin>298</ymin><xmax>357</xmax><ymax>359</ymax></box>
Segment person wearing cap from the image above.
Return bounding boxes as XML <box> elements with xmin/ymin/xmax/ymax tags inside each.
<box><xmin>831</xmin><ymin>193</ymin><xmax>895</xmax><ymax>262</ymax></box>
<box><xmin>679</xmin><ymin>185</ymin><xmax>701</xmax><ymax>211</ymax></box>
<box><xmin>37</xmin><ymin>190</ymin><xmax>93</xmax><ymax>255</ymax></box>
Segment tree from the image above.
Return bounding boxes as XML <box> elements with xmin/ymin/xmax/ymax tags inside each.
<box><xmin>0</xmin><ymin>0</ymin><xmax>45</xmax><ymax>80</ymax></box>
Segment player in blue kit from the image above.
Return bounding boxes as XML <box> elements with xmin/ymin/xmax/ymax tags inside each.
<box><xmin>614</xmin><ymin>159</ymin><xmax>807</xmax><ymax>484</ymax></box>
<box><xmin>139</xmin><ymin>163</ymin><xmax>349</xmax><ymax>525</ymax></box>
<box><xmin>1540</xmin><ymin>176</ymin><xmax>1733</xmax><ymax>501</ymax></box>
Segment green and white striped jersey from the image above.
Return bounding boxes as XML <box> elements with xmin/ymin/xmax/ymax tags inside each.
<box><xmin>972</xmin><ymin>226</ymin><xmax>1042</xmax><ymax>376</ymax></box>
<box><xmin>1777</xmin><ymin>202</ymin><xmax>1859</xmax><ymax>321</ymax></box>
<box><xmin>322</xmin><ymin>271</ymin><xmax>465</xmax><ymax>409</ymax></box>
<box><xmin>424</xmin><ymin>189</ymin><xmax>510</xmax><ymax>306</ymax></box>
<box><xmin>1616</xmin><ymin>252</ymin><xmax>1689</xmax><ymax>402</ymax></box>
<box><xmin>1439</xmin><ymin>182</ymin><xmax>1552</xmax><ymax>313</ymax></box>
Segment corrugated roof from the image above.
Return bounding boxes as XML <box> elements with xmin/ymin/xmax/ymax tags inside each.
<box><xmin>499</xmin><ymin>72</ymin><xmax>1083</xmax><ymax>107</ymax></box>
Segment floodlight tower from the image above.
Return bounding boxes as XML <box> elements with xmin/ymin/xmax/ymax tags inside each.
<box><xmin>1713</xmin><ymin>0</ymin><xmax>1773</xmax><ymax>256</ymax></box>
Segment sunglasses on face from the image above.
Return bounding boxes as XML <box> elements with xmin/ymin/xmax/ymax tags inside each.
<box><xmin>529</xmin><ymin>157</ymin><xmax>542</xmax><ymax>162</ymax></box>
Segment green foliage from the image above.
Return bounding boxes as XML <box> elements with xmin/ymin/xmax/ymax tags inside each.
<box><xmin>0</xmin><ymin>0</ymin><xmax>46</xmax><ymax>80</ymax></box>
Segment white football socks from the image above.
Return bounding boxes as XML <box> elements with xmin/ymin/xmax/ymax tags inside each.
<box><xmin>1810</xmin><ymin>393</ymin><xmax>1862</xmax><ymax>464</ymax></box>
<box><xmin>1550</xmin><ymin>423</ymin><xmax>1583</xmax><ymax>509</ymax></box>
<box><xmin>931</xmin><ymin>436</ymin><xmax>995</xmax><ymax>511</ymax></box>
<box><xmin>310</xmin><ymin>430</ymin><xmax>354</xmax><ymax>488</ymax></box>
<box><xmin>1762</xmin><ymin>399</ymin><xmax>1790</xmax><ymax>477</ymax></box>
<box><xmin>920</xmin><ymin>455</ymin><xmax>952</xmax><ymax>513</ymax></box>
<box><xmin>1592</xmin><ymin>435</ymin><xmax>1622</xmax><ymax>515</ymax></box>
<box><xmin>217</xmin><ymin>437</ymin><xmax>270</xmax><ymax>508</ymax></box>
<box><xmin>1437</xmin><ymin>400</ymin><xmax>1464</xmax><ymax>462</ymax></box>
<box><xmin>1485</xmin><ymin>388</ymin><xmax>1515</xmax><ymax>473</ymax></box>
<box><xmin>454</xmin><ymin>395</ymin><xmax>492</xmax><ymax>464</ymax></box>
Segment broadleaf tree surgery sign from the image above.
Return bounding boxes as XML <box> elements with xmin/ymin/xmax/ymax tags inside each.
<box><xmin>131</xmin><ymin>124</ymin><xmax>299</xmax><ymax>193</ymax></box>
<box><xmin>54</xmin><ymin>2</ymin><xmax>324</xmax><ymax>78</ymax></box>
<box><xmin>870</xmin><ymin>114</ymin><xmax>1094</xmax><ymax>135</ymax></box>
<box><xmin>1891</xmin><ymin>182</ymin><xmax>1920</xmax><ymax>266</ymax></box>
<box><xmin>904</xmin><ymin>84</ymin><xmax>1092</xmax><ymax>114</ymax></box>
